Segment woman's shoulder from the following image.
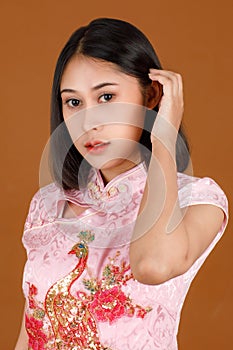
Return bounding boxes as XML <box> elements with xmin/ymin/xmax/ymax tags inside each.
<box><xmin>24</xmin><ymin>182</ymin><xmax>65</xmax><ymax>230</ymax></box>
<box><xmin>177</xmin><ymin>171</ymin><xmax>228</xmax><ymax>220</ymax></box>
<box><xmin>177</xmin><ymin>171</ymin><xmax>229</xmax><ymax>279</ymax></box>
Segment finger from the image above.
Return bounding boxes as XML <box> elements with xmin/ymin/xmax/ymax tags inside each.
<box><xmin>149</xmin><ymin>70</ymin><xmax>182</xmax><ymax>97</ymax></box>
<box><xmin>176</xmin><ymin>73</ymin><xmax>183</xmax><ymax>96</ymax></box>
<box><xmin>149</xmin><ymin>69</ymin><xmax>181</xmax><ymax>89</ymax></box>
<box><xmin>149</xmin><ymin>68</ymin><xmax>180</xmax><ymax>80</ymax></box>
<box><xmin>148</xmin><ymin>72</ymin><xmax>177</xmax><ymax>97</ymax></box>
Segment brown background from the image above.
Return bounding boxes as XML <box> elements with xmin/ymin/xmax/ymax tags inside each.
<box><xmin>1</xmin><ymin>0</ymin><xmax>232</xmax><ymax>348</ymax></box>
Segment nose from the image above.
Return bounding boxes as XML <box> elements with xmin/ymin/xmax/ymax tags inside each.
<box><xmin>82</xmin><ymin>105</ymin><xmax>104</xmax><ymax>133</ymax></box>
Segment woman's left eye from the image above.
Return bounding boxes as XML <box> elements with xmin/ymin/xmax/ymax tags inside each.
<box><xmin>99</xmin><ymin>93</ymin><xmax>113</xmax><ymax>103</ymax></box>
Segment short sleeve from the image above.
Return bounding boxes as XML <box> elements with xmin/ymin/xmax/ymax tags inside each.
<box><xmin>23</xmin><ymin>188</ymin><xmax>43</xmax><ymax>230</ymax></box>
<box><xmin>178</xmin><ymin>173</ymin><xmax>229</xmax><ymax>279</ymax></box>
<box><xmin>23</xmin><ymin>182</ymin><xmax>62</xmax><ymax>230</ymax></box>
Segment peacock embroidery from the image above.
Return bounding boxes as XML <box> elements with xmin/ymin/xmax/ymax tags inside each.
<box><xmin>25</xmin><ymin>231</ymin><xmax>152</xmax><ymax>350</ymax></box>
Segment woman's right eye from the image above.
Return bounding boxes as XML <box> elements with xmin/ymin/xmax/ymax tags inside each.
<box><xmin>65</xmin><ymin>98</ymin><xmax>80</xmax><ymax>108</ymax></box>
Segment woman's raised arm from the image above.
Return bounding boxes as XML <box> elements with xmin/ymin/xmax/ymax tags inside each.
<box><xmin>129</xmin><ymin>69</ymin><xmax>225</xmax><ymax>285</ymax></box>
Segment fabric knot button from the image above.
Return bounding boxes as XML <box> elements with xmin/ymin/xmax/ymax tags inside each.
<box><xmin>107</xmin><ymin>186</ymin><xmax>118</xmax><ymax>197</ymax></box>
<box><xmin>87</xmin><ymin>181</ymin><xmax>119</xmax><ymax>201</ymax></box>
<box><xmin>118</xmin><ymin>184</ymin><xmax>127</xmax><ymax>193</ymax></box>
<box><xmin>87</xmin><ymin>182</ymin><xmax>102</xmax><ymax>200</ymax></box>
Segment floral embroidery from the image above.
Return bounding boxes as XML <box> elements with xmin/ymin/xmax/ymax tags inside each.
<box><xmin>25</xmin><ymin>231</ymin><xmax>152</xmax><ymax>349</ymax></box>
<box><xmin>28</xmin><ymin>283</ymin><xmax>38</xmax><ymax>309</ymax></box>
<box><xmin>25</xmin><ymin>283</ymin><xmax>50</xmax><ymax>350</ymax></box>
<box><xmin>26</xmin><ymin>314</ymin><xmax>48</xmax><ymax>350</ymax></box>
<box><xmin>27</xmin><ymin>283</ymin><xmax>45</xmax><ymax>319</ymax></box>
<box><xmin>89</xmin><ymin>285</ymin><xmax>131</xmax><ymax>323</ymax></box>
<box><xmin>83</xmin><ymin>251</ymin><xmax>152</xmax><ymax>324</ymax></box>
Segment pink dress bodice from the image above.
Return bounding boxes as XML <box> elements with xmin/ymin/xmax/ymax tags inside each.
<box><xmin>22</xmin><ymin>163</ymin><xmax>228</xmax><ymax>349</ymax></box>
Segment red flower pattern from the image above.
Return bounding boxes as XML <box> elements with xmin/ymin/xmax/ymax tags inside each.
<box><xmin>89</xmin><ymin>285</ymin><xmax>128</xmax><ymax>323</ymax></box>
<box><xmin>27</xmin><ymin>282</ymin><xmax>38</xmax><ymax>309</ymax></box>
<box><xmin>25</xmin><ymin>250</ymin><xmax>152</xmax><ymax>348</ymax></box>
<box><xmin>25</xmin><ymin>314</ymin><xmax>48</xmax><ymax>350</ymax></box>
<box><xmin>82</xmin><ymin>252</ymin><xmax>152</xmax><ymax>324</ymax></box>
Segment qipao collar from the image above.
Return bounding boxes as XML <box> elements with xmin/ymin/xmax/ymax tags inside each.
<box><xmin>64</xmin><ymin>162</ymin><xmax>147</xmax><ymax>213</ymax></box>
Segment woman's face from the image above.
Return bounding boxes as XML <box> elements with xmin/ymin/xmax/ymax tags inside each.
<box><xmin>60</xmin><ymin>55</ymin><xmax>147</xmax><ymax>182</ymax></box>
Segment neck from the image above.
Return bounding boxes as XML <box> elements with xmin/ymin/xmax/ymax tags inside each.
<box><xmin>100</xmin><ymin>157</ymin><xmax>142</xmax><ymax>185</ymax></box>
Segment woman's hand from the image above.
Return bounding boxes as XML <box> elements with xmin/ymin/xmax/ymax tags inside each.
<box><xmin>148</xmin><ymin>69</ymin><xmax>184</xmax><ymax>132</ymax></box>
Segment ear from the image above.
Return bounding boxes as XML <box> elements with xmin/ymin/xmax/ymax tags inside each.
<box><xmin>145</xmin><ymin>81</ymin><xmax>163</xmax><ymax>109</ymax></box>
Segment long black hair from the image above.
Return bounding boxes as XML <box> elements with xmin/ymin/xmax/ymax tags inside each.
<box><xmin>50</xmin><ymin>17</ymin><xmax>190</xmax><ymax>190</ymax></box>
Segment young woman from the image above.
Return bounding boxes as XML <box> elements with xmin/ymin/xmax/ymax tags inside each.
<box><xmin>15</xmin><ymin>18</ymin><xmax>228</xmax><ymax>350</ymax></box>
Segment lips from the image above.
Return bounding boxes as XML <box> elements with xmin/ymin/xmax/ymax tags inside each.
<box><xmin>84</xmin><ymin>140</ymin><xmax>110</xmax><ymax>153</ymax></box>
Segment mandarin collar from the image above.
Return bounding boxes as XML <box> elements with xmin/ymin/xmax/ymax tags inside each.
<box><xmin>64</xmin><ymin>162</ymin><xmax>147</xmax><ymax>212</ymax></box>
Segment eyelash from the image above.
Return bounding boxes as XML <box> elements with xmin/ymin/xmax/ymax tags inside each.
<box><xmin>64</xmin><ymin>93</ymin><xmax>115</xmax><ymax>109</ymax></box>
<box><xmin>65</xmin><ymin>98</ymin><xmax>80</xmax><ymax>108</ymax></box>
<box><xmin>99</xmin><ymin>93</ymin><xmax>114</xmax><ymax>103</ymax></box>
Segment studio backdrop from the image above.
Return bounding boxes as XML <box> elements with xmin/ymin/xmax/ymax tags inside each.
<box><xmin>0</xmin><ymin>1</ymin><xmax>232</xmax><ymax>349</ymax></box>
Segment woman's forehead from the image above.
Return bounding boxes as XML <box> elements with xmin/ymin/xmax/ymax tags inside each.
<box><xmin>60</xmin><ymin>55</ymin><xmax>139</xmax><ymax>91</ymax></box>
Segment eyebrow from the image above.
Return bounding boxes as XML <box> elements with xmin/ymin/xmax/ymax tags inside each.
<box><xmin>60</xmin><ymin>82</ymin><xmax>118</xmax><ymax>94</ymax></box>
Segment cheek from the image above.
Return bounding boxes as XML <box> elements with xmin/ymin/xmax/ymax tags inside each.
<box><xmin>64</xmin><ymin>113</ymin><xmax>87</xmax><ymax>153</ymax></box>
<box><xmin>73</xmin><ymin>136</ymin><xmax>86</xmax><ymax>156</ymax></box>
<box><xmin>113</xmin><ymin>126</ymin><xmax>143</xmax><ymax>142</ymax></box>
<box><xmin>124</xmin><ymin>86</ymin><xmax>145</xmax><ymax>105</ymax></box>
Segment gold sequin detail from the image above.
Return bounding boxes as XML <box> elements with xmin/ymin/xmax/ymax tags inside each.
<box><xmin>45</xmin><ymin>231</ymin><xmax>108</xmax><ymax>349</ymax></box>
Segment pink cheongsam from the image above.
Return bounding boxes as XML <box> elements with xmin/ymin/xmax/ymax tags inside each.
<box><xmin>22</xmin><ymin>162</ymin><xmax>228</xmax><ymax>349</ymax></box>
